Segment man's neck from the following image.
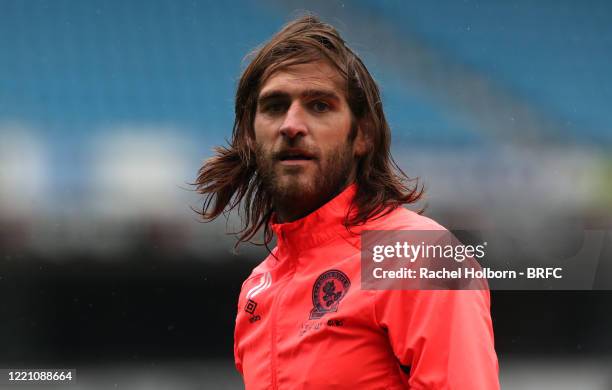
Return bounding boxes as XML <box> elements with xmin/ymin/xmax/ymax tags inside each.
<box><xmin>273</xmin><ymin>184</ymin><xmax>351</xmax><ymax>223</ymax></box>
<box><xmin>273</xmin><ymin>195</ymin><xmax>325</xmax><ymax>223</ymax></box>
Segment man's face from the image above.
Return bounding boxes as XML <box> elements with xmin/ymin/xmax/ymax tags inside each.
<box><xmin>253</xmin><ymin>61</ymin><xmax>363</xmax><ymax>215</ymax></box>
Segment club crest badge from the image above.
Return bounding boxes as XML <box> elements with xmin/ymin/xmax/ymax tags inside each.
<box><xmin>310</xmin><ymin>269</ymin><xmax>351</xmax><ymax>320</ymax></box>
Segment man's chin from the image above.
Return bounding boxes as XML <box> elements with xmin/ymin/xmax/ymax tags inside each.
<box><xmin>273</xmin><ymin>177</ymin><xmax>316</xmax><ymax>199</ymax></box>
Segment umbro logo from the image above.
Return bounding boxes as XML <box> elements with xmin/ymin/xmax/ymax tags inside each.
<box><xmin>244</xmin><ymin>272</ymin><xmax>271</xmax><ymax>323</ymax></box>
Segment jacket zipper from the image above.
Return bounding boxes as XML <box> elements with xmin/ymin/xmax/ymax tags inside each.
<box><xmin>269</xmin><ymin>284</ymin><xmax>280</xmax><ymax>389</ymax></box>
<box><xmin>269</xmin><ymin>234</ymin><xmax>296</xmax><ymax>389</ymax></box>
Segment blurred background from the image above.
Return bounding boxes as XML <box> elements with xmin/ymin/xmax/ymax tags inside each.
<box><xmin>1</xmin><ymin>0</ymin><xmax>611</xmax><ymax>388</ymax></box>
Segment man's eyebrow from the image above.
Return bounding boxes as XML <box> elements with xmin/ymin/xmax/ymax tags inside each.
<box><xmin>299</xmin><ymin>89</ymin><xmax>341</xmax><ymax>101</ymax></box>
<box><xmin>257</xmin><ymin>89</ymin><xmax>341</xmax><ymax>104</ymax></box>
<box><xmin>257</xmin><ymin>91</ymin><xmax>290</xmax><ymax>104</ymax></box>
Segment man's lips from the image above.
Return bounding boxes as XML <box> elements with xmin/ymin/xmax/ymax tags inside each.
<box><xmin>275</xmin><ymin>148</ymin><xmax>317</xmax><ymax>162</ymax></box>
<box><xmin>274</xmin><ymin>149</ymin><xmax>316</xmax><ymax>168</ymax></box>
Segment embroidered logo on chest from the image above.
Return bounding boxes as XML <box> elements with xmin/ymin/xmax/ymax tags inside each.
<box><xmin>310</xmin><ymin>269</ymin><xmax>351</xmax><ymax>320</ymax></box>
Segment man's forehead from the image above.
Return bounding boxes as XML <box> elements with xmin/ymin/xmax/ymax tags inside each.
<box><xmin>258</xmin><ymin>62</ymin><xmax>345</xmax><ymax>97</ymax></box>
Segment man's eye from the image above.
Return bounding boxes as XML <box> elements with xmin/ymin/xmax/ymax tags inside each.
<box><xmin>263</xmin><ymin>103</ymin><xmax>286</xmax><ymax>114</ymax></box>
<box><xmin>311</xmin><ymin>101</ymin><xmax>330</xmax><ymax>113</ymax></box>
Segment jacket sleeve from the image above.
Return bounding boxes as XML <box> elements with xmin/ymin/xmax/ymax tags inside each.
<box><xmin>373</xmin><ymin>289</ymin><xmax>499</xmax><ymax>389</ymax></box>
<box><xmin>234</xmin><ymin>330</ymin><xmax>243</xmax><ymax>376</ymax></box>
<box><xmin>234</xmin><ymin>310</ymin><xmax>243</xmax><ymax>376</ymax></box>
<box><xmin>234</xmin><ymin>279</ymin><xmax>248</xmax><ymax>377</ymax></box>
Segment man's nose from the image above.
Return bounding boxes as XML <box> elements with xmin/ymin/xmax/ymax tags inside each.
<box><xmin>279</xmin><ymin>102</ymin><xmax>308</xmax><ymax>139</ymax></box>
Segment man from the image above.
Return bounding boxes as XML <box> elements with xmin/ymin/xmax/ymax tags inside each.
<box><xmin>195</xmin><ymin>15</ymin><xmax>499</xmax><ymax>389</ymax></box>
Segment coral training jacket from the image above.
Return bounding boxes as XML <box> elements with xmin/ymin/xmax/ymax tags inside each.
<box><xmin>234</xmin><ymin>184</ymin><xmax>500</xmax><ymax>389</ymax></box>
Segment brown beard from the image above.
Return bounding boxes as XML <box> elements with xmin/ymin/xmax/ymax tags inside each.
<box><xmin>254</xmin><ymin>139</ymin><xmax>355</xmax><ymax>220</ymax></box>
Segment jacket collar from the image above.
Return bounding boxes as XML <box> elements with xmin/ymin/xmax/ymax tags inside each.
<box><xmin>269</xmin><ymin>183</ymin><xmax>358</xmax><ymax>253</ymax></box>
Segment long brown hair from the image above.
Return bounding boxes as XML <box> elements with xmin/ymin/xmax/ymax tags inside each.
<box><xmin>194</xmin><ymin>14</ymin><xmax>423</xmax><ymax>248</ymax></box>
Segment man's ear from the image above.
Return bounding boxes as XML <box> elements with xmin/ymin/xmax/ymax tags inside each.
<box><xmin>353</xmin><ymin>125</ymin><xmax>368</xmax><ymax>157</ymax></box>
